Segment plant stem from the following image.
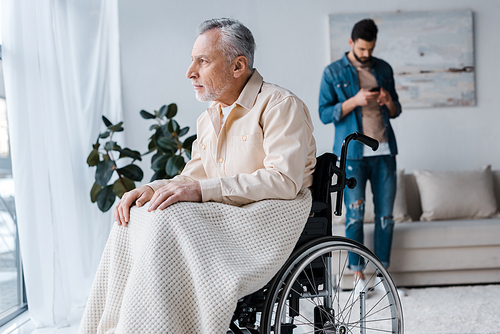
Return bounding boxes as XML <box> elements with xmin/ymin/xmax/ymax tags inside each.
<box><xmin>106</xmin><ymin>150</ymin><xmax>128</xmax><ymax>193</ymax></box>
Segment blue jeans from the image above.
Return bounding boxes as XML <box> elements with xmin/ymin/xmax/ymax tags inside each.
<box><xmin>344</xmin><ymin>156</ymin><xmax>397</xmax><ymax>270</ymax></box>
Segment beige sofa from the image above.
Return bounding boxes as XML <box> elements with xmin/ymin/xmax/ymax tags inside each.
<box><xmin>332</xmin><ymin>168</ymin><xmax>500</xmax><ymax>287</ymax></box>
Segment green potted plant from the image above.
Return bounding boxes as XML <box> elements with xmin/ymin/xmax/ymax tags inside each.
<box><xmin>87</xmin><ymin>103</ymin><xmax>196</xmax><ymax>212</ymax></box>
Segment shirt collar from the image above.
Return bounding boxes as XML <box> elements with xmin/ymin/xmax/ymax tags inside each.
<box><xmin>207</xmin><ymin>69</ymin><xmax>263</xmax><ymax>112</ymax></box>
<box><xmin>206</xmin><ymin>69</ymin><xmax>263</xmax><ymax>133</ymax></box>
<box><xmin>341</xmin><ymin>52</ymin><xmax>351</xmax><ymax>67</ymax></box>
<box><xmin>341</xmin><ymin>52</ymin><xmax>378</xmax><ymax>69</ymax></box>
<box><xmin>234</xmin><ymin>69</ymin><xmax>263</xmax><ymax>110</ymax></box>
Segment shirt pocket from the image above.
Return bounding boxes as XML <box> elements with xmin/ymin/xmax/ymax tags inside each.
<box><xmin>332</xmin><ymin>80</ymin><xmax>351</xmax><ymax>101</ymax></box>
<box><xmin>228</xmin><ymin>133</ymin><xmax>265</xmax><ymax>176</ymax></box>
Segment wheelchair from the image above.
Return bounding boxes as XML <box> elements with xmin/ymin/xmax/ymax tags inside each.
<box><xmin>229</xmin><ymin>132</ymin><xmax>404</xmax><ymax>334</ymax></box>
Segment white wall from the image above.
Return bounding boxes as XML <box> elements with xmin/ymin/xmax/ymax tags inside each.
<box><xmin>118</xmin><ymin>0</ymin><xmax>500</xmax><ymax>183</ymax></box>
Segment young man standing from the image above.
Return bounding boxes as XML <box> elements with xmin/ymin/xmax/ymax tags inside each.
<box><xmin>318</xmin><ymin>18</ymin><xmax>402</xmax><ymax>294</ymax></box>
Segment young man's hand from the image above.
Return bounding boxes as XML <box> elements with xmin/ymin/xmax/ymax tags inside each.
<box><xmin>354</xmin><ymin>88</ymin><xmax>380</xmax><ymax>107</ymax></box>
<box><xmin>377</xmin><ymin>87</ymin><xmax>393</xmax><ymax>106</ymax></box>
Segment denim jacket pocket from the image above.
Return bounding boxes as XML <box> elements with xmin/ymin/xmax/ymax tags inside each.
<box><xmin>332</xmin><ymin>80</ymin><xmax>351</xmax><ymax>101</ymax></box>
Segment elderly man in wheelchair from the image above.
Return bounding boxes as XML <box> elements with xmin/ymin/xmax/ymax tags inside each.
<box><xmin>78</xmin><ymin>18</ymin><xmax>402</xmax><ymax>334</ymax></box>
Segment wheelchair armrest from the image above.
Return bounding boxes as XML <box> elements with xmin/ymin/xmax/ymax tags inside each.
<box><xmin>310</xmin><ymin>201</ymin><xmax>328</xmax><ymax>213</ymax></box>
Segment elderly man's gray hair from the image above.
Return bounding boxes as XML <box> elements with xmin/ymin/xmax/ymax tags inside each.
<box><xmin>197</xmin><ymin>18</ymin><xmax>256</xmax><ymax>69</ymax></box>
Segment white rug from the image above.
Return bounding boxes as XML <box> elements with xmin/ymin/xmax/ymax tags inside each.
<box><xmin>9</xmin><ymin>284</ymin><xmax>500</xmax><ymax>333</ymax></box>
<box><xmin>401</xmin><ymin>284</ymin><xmax>500</xmax><ymax>334</ymax></box>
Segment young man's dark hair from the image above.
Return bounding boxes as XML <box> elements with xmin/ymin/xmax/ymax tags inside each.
<box><xmin>351</xmin><ymin>18</ymin><xmax>378</xmax><ymax>42</ymax></box>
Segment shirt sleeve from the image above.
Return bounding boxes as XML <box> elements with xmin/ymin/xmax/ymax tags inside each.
<box><xmin>383</xmin><ymin>64</ymin><xmax>402</xmax><ymax>119</ymax></box>
<box><xmin>200</xmin><ymin>96</ymin><xmax>316</xmax><ymax>206</ymax></box>
<box><xmin>318</xmin><ymin>67</ymin><xmax>344</xmax><ymax>125</ymax></box>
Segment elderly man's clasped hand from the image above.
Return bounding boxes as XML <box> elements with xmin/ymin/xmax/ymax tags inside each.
<box><xmin>114</xmin><ymin>181</ymin><xmax>202</xmax><ymax>226</ymax></box>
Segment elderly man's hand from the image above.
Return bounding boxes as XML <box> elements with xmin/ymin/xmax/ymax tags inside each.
<box><xmin>115</xmin><ymin>185</ymin><xmax>154</xmax><ymax>226</ymax></box>
<box><xmin>147</xmin><ymin>181</ymin><xmax>202</xmax><ymax>212</ymax></box>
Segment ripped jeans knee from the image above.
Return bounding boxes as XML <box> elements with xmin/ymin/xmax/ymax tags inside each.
<box><xmin>345</xmin><ymin>198</ymin><xmax>365</xmax><ymax>238</ymax></box>
<box><xmin>345</xmin><ymin>198</ymin><xmax>365</xmax><ymax>228</ymax></box>
<box><xmin>378</xmin><ymin>215</ymin><xmax>395</xmax><ymax>230</ymax></box>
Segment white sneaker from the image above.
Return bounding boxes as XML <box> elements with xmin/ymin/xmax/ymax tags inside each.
<box><xmin>353</xmin><ymin>278</ymin><xmax>369</xmax><ymax>297</ymax></box>
<box><xmin>373</xmin><ymin>276</ymin><xmax>386</xmax><ymax>292</ymax></box>
<box><xmin>373</xmin><ymin>276</ymin><xmax>406</xmax><ymax>298</ymax></box>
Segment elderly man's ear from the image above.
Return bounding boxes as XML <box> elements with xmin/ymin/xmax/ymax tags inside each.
<box><xmin>232</xmin><ymin>55</ymin><xmax>249</xmax><ymax>78</ymax></box>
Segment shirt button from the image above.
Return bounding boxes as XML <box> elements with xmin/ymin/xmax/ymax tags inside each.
<box><xmin>242</xmin><ymin>135</ymin><xmax>247</xmax><ymax>141</ymax></box>
<box><xmin>201</xmin><ymin>144</ymin><xmax>206</xmax><ymax>150</ymax></box>
<box><xmin>336</xmin><ymin>84</ymin><xmax>340</xmax><ymax>88</ymax></box>
<box><xmin>344</xmin><ymin>83</ymin><xmax>348</xmax><ymax>87</ymax></box>
<box><xmin>218</xmin><ymin>157</ymin><xmax>224</xmax><ymax>163</ymax></box>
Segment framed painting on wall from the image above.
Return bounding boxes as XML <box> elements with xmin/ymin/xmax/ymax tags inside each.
<box><xmin>329</xmin><ymin>9</ymin><xmax>475</xmax><ymax>108</ymax></box>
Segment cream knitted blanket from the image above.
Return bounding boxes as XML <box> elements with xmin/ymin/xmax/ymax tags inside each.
<box><xmin>78</xmin><ymin>188</ymin><xmax>312</xmax><ymax>334</ymax></box>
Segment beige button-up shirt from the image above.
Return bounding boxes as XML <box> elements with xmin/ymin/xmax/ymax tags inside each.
<box><xmin>147</xmin><ymin>70</ymin><xmax>316</xmax><ymax>206</ymax></box>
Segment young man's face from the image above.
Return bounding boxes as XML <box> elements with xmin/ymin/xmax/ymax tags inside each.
<box><xmin>186</xmin><ymin>29</ymin><xmax>233</xmax><ymax>104</ymax></box>
<box><xmin>349</xmin><ymin>38</ymin><xmax>376</xmax><ymax>64</ymax></box>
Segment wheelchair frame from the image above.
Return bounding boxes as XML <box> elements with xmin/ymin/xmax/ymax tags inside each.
<box><xmin>230</xmin><ymin>133</ymin><xmax>404</xmax><ymax>334</ymax></box>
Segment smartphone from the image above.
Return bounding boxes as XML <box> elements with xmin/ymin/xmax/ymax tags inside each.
<box><xmin>369</xmin><ymin>87</ymin><xmax>381</xmax><ymax>92</ymax></box>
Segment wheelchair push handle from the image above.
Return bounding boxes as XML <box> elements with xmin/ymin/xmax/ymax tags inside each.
<box><xmin>352</xmin><ymin>132</ymin><xmax>379</xmax><ymax>151</ymax></box>
<box><xmin>333</xmin><ymin>132</ymin><xmax>379</xmax><ymax>216</ymax></box>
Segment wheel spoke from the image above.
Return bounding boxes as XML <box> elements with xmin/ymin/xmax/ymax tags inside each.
<box><xmin>261</xmin><ymin>238</ymin><xmax>403</xmax><ymax>334</ymax></box>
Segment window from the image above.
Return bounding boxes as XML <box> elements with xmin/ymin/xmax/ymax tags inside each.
<box><xmin>0</xmin><ymin>14</ymin><xmax>28</xmax><ymax>325</ymax></box>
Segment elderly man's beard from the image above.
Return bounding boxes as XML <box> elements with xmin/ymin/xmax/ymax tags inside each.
<box><xmin>194</xmin><ymin>71</ymin><xmax>233</xmax><ymax>102</ymax></box>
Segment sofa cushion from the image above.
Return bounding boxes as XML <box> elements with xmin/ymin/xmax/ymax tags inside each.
<box><xmin>332</xmin><ymin>169</ymin><xmax>411</xmax><ymax>225</ymax></box>
<box><xmin>493</xmin><ymin>170</ymin><xmax>500</xmax><ymax>211</ymax></box>
<box><xmin>414</xmin><ymin>166</ymin><xmax>499</xmax><ymax>221</ymax></box>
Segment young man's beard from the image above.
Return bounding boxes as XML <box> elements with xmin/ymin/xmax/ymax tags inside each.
<box><xmin>354</xmin><ymin>51</ymin><xmax>371</xmax><ymax>64</ymax></box>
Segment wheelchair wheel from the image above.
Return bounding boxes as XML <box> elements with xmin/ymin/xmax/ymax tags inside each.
<box><xmin>260</xmin><ymin>236</ymin><xmax>403</xmax><ymax>334</ymax></box>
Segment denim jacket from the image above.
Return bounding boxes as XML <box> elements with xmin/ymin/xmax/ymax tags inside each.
<box><xmin>318</xmin><ymin>53</ymin><xmax>402</xmax><ymax>160</ymax></box>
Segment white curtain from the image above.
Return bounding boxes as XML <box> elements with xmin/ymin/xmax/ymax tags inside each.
<box><xmin>2</xmin><ymin>0</ymin><xmax>122</xmax><ymax>328</ymax></box>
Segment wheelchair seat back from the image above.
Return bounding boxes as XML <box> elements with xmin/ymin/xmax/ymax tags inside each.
<box><xmin>295</xmin><ymin>152</ymin><xmax>338</xmax><ymax>249</ymax></box>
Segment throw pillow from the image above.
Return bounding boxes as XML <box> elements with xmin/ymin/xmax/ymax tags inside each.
<box><xmin>414</xmin><ymin>166</ymin><xmax>499</xmax><ymax>221</ymax></box>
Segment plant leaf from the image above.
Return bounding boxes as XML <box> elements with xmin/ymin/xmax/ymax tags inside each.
<box><xmin>178</xmin><ymin>126</ymin><xmax>189</xmax><ymax>137</ymax></box>
<box><xmin>158</xmin><ymin>105</ymin><xmax>168</xmax><ymax>118</ymax></box>
<box><xmin>95</xmin><ymin>160</ymin><xmax>115</xmax><ymax>187</ymax></box>
<box><xmin>118</xmin><ymin>148</ymin><xmax>142</xmax><ymax>161</ymax></box>
<box><xmin>87</xmin><ymin>149</ymin><xmax>100</xmax><ymax>166</ymax></box>
<box><xmin>182</xmin><ymin>134</ymin><xmax>197</xmax><ymax>151</ymax></box>
<box><xmin>149</xmin><ymin>124</ymin><xmax>159</xmax><ymax>131</ymax></box>
<box><xmin>151</xmin><ymin>169</ymin><xmax>167</xmax><ymax>181</ymax></box>
<box><xmin>104</xmin><ymin>141</ymin><xmax>117</xmax><ymax>151</ymax></box>
<box><xmin>113</xmin><ymin>177</ymin><xmax>135</xmax><ymax>198</ymax></box>
<box><xmin>151</xmin><ymin>153</ymin><xmax>170</xmax><ymax>171</ymax></box>
<box><xmin>165</xmin><ymin>155</ymin><xmax>185</xmax><ymax>177</ymax></box>
<box><xmin>97</xmin><ymin>185</ymin><xmax>115</xmax><ymax>212</ymax></box>
<box><xmin>90</xmin><ymin>182</ymin><xmax>102</xmax><ymax>203</ymax></box>
<box><xmin>117</xmin><ymin>164</ymin><xmax>144</xmax><ymax>181</ymax></box>
<box><xmin>102</xmin><ymin>115</ymin><xmax>112</xmax><ymax>127</ymax></box>
<box><xmin>109</xmin><ymin>122</ymin><xmax>124</xmax><ymax>132</ymax></box>
<box><xmin>157</xmin><ymin>124</ymin><xmax>173</xmax><ymax>139</ymax></box>
<box><xmin>148</xmin><ymin>139</ymin><xmax>157</xmax><ymax>151</ymax></box>
<box><xmin>166</xmin><ymin>103</ymin><xmax>177</xmax><ymax>119</ymax></box>
<box><xmin>167</xmin><ymin>119</ymin><xmax>180</xmax><ymax>134</ymax></box>
<box><xmin>140</xmin><ymin>110</ymin><xmax>156</xmax><ymax>119</ymax></box>
<box><xmin>157</xmin><ymin>137</ymin><xmax>178</xmax><ymax>153</ymax></box>
<box><xmin>100</xmin><ymin>131</ymin><xmax>110</xmax><ymax>139</ymax></box>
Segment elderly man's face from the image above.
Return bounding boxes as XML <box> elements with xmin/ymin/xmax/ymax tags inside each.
<box><xmin>186</xmin><ymin>29</ymin><xmax>233</xmax><ymax>104</ymax></box>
